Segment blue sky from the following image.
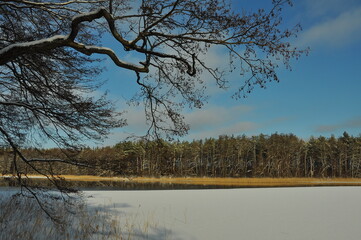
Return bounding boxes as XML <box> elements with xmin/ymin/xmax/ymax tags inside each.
<box><xmin>97</xmin><ymin>0</ymin><xmax>361</xmax><ymax>146</ymax></box>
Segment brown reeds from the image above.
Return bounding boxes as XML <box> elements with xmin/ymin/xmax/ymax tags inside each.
<box><xmin>3</xmin><ymin>175</ymin><xmax>361</xmax><ymax>187</ymax></box>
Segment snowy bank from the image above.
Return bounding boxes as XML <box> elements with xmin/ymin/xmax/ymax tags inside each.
<box><xmin>85</xmin><ymin>187</ymin><xmax>361</xmax><ymax>240</ymax></box>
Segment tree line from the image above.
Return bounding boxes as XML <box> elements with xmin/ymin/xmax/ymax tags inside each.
<box><xmin>1</xmin><ymin>132</ymin><xmax>360</xmax><ymax>178</ymax></box>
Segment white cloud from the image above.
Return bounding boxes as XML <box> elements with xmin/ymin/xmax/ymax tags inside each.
<box><xmin>297</xmin><ymin>6</ymin><xmax>361</xmax><ymax>48</ymax></box>
<box><xmin>101</xmin><ymin>131</ymin><xmax>136</xmax><ymax>146</ymax></box>
<box><xmin>99</xmin><ymin>104</ymin><xmax>257</xmax><ymax>144</ymax></box>
<box><xmin>119</xmin><ymin>103</ymin><xmax>255</xmax><ymax>135</ymax></box>
<box><xmin>200</xmin><ymin>45</ymin><xmax>229</xmax><ymax>70</ymax></box>
<box><xmin>186</xmin><ymin>121</ymin><xmax>259</xmax><ymax>140</ymax></box>
<box><xmin>316</xmin><ymin>116</ymin><xmax>361</xmax><ymax>133</ymax></box>
<box><xmin>189</xmin><ymin>45</ymin><xmax>233</xmax><ymax>96</ymax></box>
<box><xmin>304</xmin><ymin>0</ymin><xmax>360</xmax><ymax>18</ymax></box>
<box><xmin>184</xmin><ymin>105</ymin><xmax>253</xmax><ymax>131</ymax></box>
<box><xmin>123</xmin><ymin>106</ymin><xmax>147</xmax><ymax>130</ymax></box>
<box><xmin>183</xmin><ymin>104</ymin><xmax>259</xmax><ymax>140</ymax></box>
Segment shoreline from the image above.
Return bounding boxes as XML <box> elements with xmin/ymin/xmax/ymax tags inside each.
<box><xmin>2</xmin><ymin>174</ymin><xmax>361</xmax><ymax>187</ymax></box>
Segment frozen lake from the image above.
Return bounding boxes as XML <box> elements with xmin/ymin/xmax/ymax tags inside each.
<box><xmin>85</xmin><ymin>187</ymin><xmax>361</xmax><ymax>240</ymax></box>
<box><xmin>1</xmin><ymin>186</ymin><xmax>360</xmax><ymax>239</ymax></box>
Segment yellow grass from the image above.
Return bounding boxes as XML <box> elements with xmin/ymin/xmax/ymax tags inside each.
<box><xmin>3</xmin><ymin>174</ymin><xmax>361</xmax><ymax>187</ymax></box>
<box><xmin>130</xmin><ymin>177</ymin><xmax>361</xmax><ymax>187</ymax></box>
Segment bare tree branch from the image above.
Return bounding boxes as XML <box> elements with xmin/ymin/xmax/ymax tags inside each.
<box><xmin>0</xmin><ymin>0</ymin><xmax>307</xmax><ymax>199</ymax></box>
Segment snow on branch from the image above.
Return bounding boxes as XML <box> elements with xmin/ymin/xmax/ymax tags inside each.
<box><xmin>0</xmin><ymin>7</ymin><xmax>149</xmax><ymax>73</ymax></box>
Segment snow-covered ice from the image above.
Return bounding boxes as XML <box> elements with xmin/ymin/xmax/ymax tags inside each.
<box><xmin>1</xmin><ymin>187</ymin><xmax>360</xmax><ymax>239</ymax></box>
<box><xmin>85</xmin><ymin>187</ymin><xmax>361</xmax><ymax>240</ymax></box>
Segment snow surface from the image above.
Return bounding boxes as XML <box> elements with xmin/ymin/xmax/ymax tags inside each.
<box><xmin>85</xmin><ymin>187</ymin><xmax>361</xmax><ymax>240</ymax></box>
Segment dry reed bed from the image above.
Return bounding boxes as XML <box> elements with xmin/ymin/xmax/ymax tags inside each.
<box><xmin>131</xmin><ymin>177</ymin><xmax>361</xmax><ymax>187</ymax></box>
<box><xmin>3</xmin><ymin>175</ymin><xmax>361</xmax><ymax>187</ymax></box>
